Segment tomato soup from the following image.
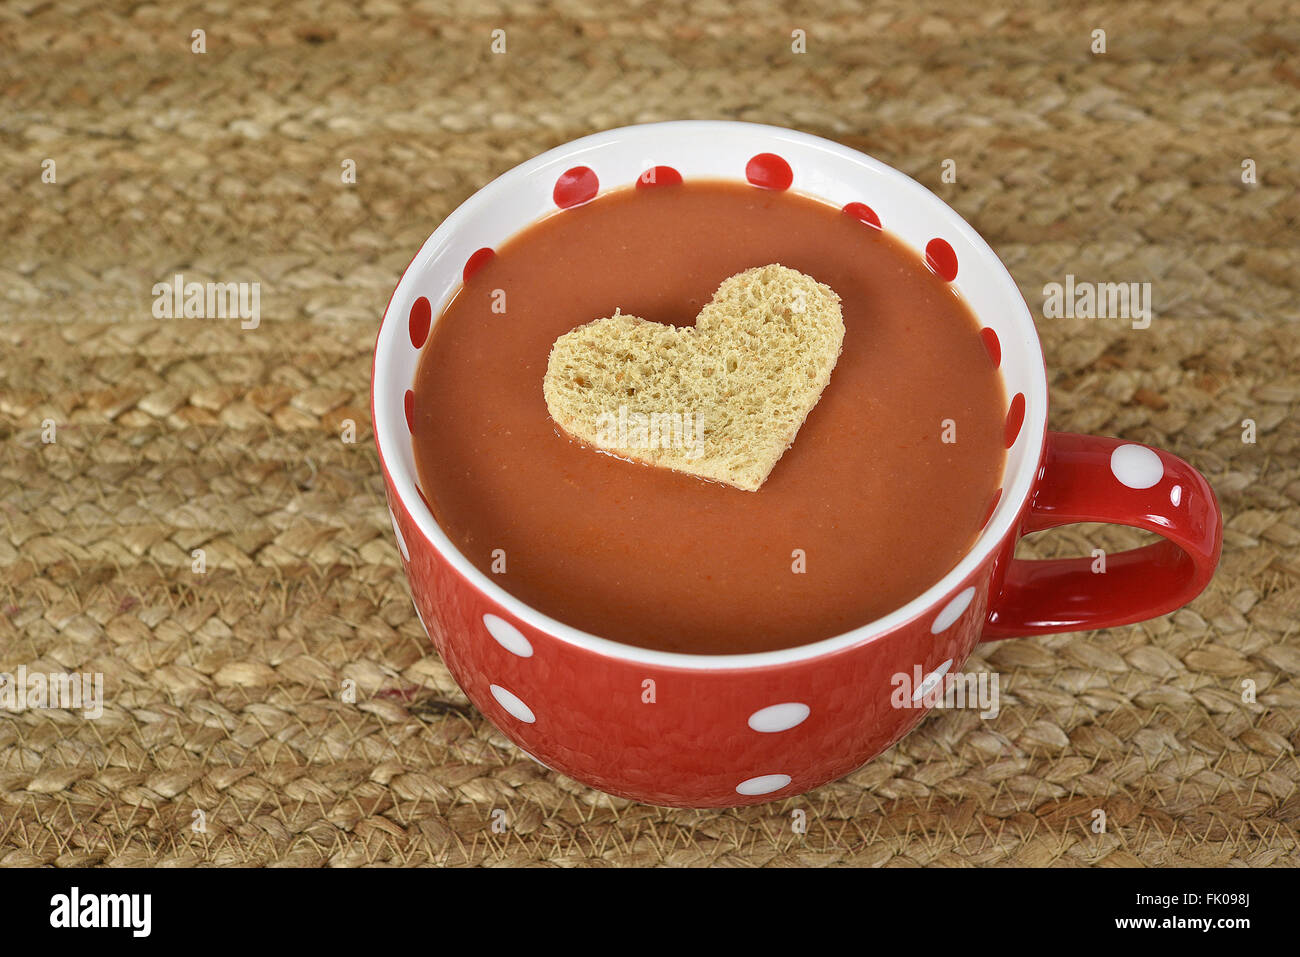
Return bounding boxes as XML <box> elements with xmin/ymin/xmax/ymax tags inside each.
<box><xmin>411</xmin><ymin>181</ymin><xmax>1007</xmax><ymax>654</ymax></box>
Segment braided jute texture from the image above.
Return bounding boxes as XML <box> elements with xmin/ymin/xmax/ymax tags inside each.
<box><xmin>2</xmin><ymin>0</ymin><xmax>1298</xmax><ymax>867</ymax></box>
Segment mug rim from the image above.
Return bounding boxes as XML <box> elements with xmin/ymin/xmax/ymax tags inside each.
<box><xmin>371</xmin><ymin>119</ymin><xmax>1048</xmax><ymax>671</ymax></box>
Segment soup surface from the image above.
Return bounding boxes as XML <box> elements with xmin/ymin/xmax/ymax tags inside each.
<box><xmin>411</xmin><ymin>180</ymin><xmax>1006</xmax><ymax>654</ymax></box>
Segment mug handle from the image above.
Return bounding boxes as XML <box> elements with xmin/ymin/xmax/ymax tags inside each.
<box><xmin>983</xmin><ymin>431</ymin><xmax>1223</xmax><ymax>640</ymax></box>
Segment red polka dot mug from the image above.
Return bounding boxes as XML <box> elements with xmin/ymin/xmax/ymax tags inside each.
<box><xmin>371</xmin><ymin>122</ymin><xmax>1223</xmax><ymax>807</ymax></box>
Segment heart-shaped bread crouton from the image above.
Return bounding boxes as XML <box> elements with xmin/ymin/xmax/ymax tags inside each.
<box><xmin>543</xmin><ymin>264</ymin><xmax>845</xmax><ymax>491</ymax></box>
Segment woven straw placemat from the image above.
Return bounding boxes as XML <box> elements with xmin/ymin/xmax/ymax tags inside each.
<box><xmin>1</xmin><ymin>0</ymin><xmax>1297</xmax><ymax>867</ymax></box>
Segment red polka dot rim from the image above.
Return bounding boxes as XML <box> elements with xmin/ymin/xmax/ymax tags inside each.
<box><xmin>925</xmin><ymin>237</ymin><xmax>958</xmax><ymax>281</ymax></box>
<box><xmin>636</xmin><ymin>165</ymin><xmax>683</xmax><ymax>188</ymax></box>
<box><xmin>745</xmin><ymin>152</ymin><xmax>793</xmax><ymax>190</ymax></box>
<box><xmin>552</xmin><ymin>166</ymin><xmax>599</xmax><ymax>208</ymax></box>
<box><xmin>980</xmin><ymin>327</ymin><xmax>1002</xmax><ymax>368</ymax></box>
<box><xmin>407</xmin><ymin>297</ymin><xmax>431</xmax><ymax>349</ymax></box>
<box><xmin>462</xmin><ymin>247</ymin><xmax>496</xmax><ymax>283</ymax></box>
<box><xmin>842</xmin><ymin>201</ymin><xmax>882</xmax><ymax>229</ymax></box>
